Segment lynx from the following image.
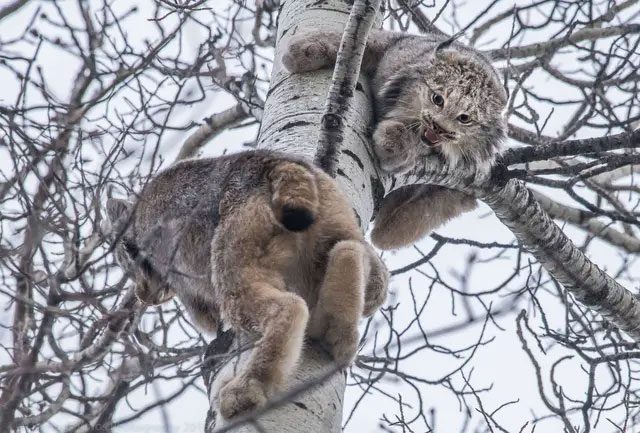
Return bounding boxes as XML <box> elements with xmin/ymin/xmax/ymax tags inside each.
<box><xmin>283</xmin><ymin>29</ymin><xmax>507</xmax><ymax>249</ymax></box>
<box><xmin>106</xmin><ymin>150</ymin><xmax>388</xmax><ymax>419</ymax></box>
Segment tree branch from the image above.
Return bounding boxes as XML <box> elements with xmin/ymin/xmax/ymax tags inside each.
<box><xmin>0</xmin><ymin>0</ymin><xmax>29</xmax><ymax>21</ymax></box>
<box><xmin>394</xmin><ymin>159</ymin><xmax>640</xmax><ymax>340</ymax></box>
<box><xmin>489</xmin><ymin>24</ymin><xmax>640</xmax><ymax>60</ymax></box>
<box><xmin>502</xmin><ymin>130</ymin><xmax>640</xmax><ymax>166</ymax></box>
<box><xmin>532</xmin><ymin>189</ymin><xmax>640</xmax><ymax>253</ymax></box>
<box><xmin>395</xmin><ymin>0</ymin><xmax>448</xmax><ymax>37</ymax></box>
<box><xmin>315</xmin><ymin>0</ymin><xmax>381</xmax><ymax>175</ymax></box>
<box><xmin>175</xmin><ymin>104</ymin><xmax>249</xmax><ymax>162</ymax></box>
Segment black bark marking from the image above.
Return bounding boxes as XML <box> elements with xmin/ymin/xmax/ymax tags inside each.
<box><xmin>201</xmin><ymin>328</ymin><xmax>236</xmax><ymax>384</ymax></box>
<box><xmin>342</xmin><ymin>149</ymin><xmax>364</xmax><ymax>169</ymax></box>
<box><xmin>581</xmin><ymin>284</ymin><xmax>610</xmax><ymax>306</ymax></box>
<box><xmin>293</xmin><ymin>401</ymin><xmax>308</xmax><ymax>410</ymax></box>
<box><xmin>281</xmin><ymin>120</ymin><xmax>312</xmax><ymax>131</ymax></box>
<box><xmin>370</xmin><ymin>175</ymin><xmax>385</xmax><ymax>217</ymax></box>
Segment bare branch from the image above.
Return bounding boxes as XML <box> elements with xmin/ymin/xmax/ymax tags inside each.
<box><xmin>176</xmin><ymin>104</ymin><xmax>250</xmax><ymax>162</ymax></box>
<box><xmin>315</xmin><ymin>0</ymin><xmax>382</xmax><ymax>175</ymax></box>
<box><xmin>489</xmin><ymin>24</ymin><xmax>640</xmax><ymax>60</ymax></box>
<box><xmin>532</xmin><ymin>189</ymin><xmax>640</xmax><ymax>253</ymax></box>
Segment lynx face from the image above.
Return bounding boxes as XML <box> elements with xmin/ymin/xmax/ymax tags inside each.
<box><xmin>375</xmin><ymin>50</ymin><xmax>507</xmax><ymax>173</ymax></box>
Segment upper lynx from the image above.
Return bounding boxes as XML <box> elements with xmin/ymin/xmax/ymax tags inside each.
<box><xmin>106</xmin><ymin>150</ymin><xmax>388</xmax><ymax>419</ymax></box>
<box><xmin>282</xmin><ymin>29</ymin><xmax>507</xmax><ymax>249</ymax></box>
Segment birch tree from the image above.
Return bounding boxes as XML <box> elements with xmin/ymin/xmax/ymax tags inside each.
<box><xmin>2</xmin><ymin>1</ymin><xmax>640</xmax><ymax>433</ymax></box>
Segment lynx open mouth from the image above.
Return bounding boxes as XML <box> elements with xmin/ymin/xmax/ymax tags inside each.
<box><xmin>422</xmin><ymin>121</ymin><xmax>452</xmax><ymax>146</ymax></box>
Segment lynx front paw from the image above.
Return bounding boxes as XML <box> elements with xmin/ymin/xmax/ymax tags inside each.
<box><xmin>281</xmin><ymin>35</ymin><xmax>334</xmax><ymax>73</ymax></box>
<box><xmin>372</xmin><ymin>120</ymin><xmax>417</xmax><ymax>174</ymax></box>
<box><xmin>134</xmin><ymin>280</ymin><xmax>174</xmax><ymax>306</ymax></box>
<box><xmin>218</xmin><ymin>377</ymin><xmax>268</xmax><ymax>420</ymax></box>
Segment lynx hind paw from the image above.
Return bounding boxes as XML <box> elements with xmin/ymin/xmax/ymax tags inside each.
<box><xmin>363</xmin><ymin>258</ymin><xmax>389</xmax><ymax>316</ymax></box>
<box><xmin>450</xmin><ymin>190</ymin><xmax>478</xmax><ymax>213</ymax></box>
<box><xmin>218</xmin><ymin>377</ymin><xmax>268</xmax><ymax>420</ymax></box>
<box><xmin>281</xmin><ymin>34</ymin><xmax>334</xmax><ymax>73</ymax></box>
<box><xmin>371</xmin><ymin>223</ymin><xmax>418</xmax><ymax>251</ymax></box>
<box><xmin>363</xmin><ymin>289</ymin><xmax>385</xmax><ymax>316</ymax></box>
<box><xmin>323</xmin><ymin>321</ymin><xmax>360</xmax><ymax>366</ymax></box>
<box><xmin>371</xmin><ymin>215</ymin><xmax>432</xmax><ymax>250</ymax></box>
<box><xmin>309</xmin><ymin>316</ymin><xmax>360</xmax><ymax>366</ymax></box>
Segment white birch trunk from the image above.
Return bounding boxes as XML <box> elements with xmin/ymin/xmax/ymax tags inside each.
<box><xmin>257</xmin><ymin>0</ymin><xmax>382</xmax><ymax>229</ymax></box>
<box><xmin>203</xmin><ymin>334</ymin><xmax>345</xmax><ymax>433</ymax></box>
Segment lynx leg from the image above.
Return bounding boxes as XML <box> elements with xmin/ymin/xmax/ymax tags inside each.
<box><xmin>180</xmin><ymin>290</ymin><xmax>219</xmax><ymax>334</ymax></box>
<box><xmin>371</xmin><ymin>185</ymin><xmax>477</xmax><ymax>250</ymax></box>
<box><xmin>214</xmin><ymin>193</ymin><xmax>310</xmax><ymax>418</ymax></box>
<box><xmin>218</xmin><ymin>282</ymin><xmax>309</xmax><ymax>419</ymax></box>
<box><xmin>372</xmin><ymin>120</ymin><xmax>418</xmax><ymax>173</ymax></box>
<box><xmin>281</xmin><ymin>30</ymin><xmax>396</xmax><ymax>75</ymax></box>
<box><xmin>362</xmin><ymin>244</ymin><xmax>389</xmax><ymax>317</ymax></box>
<box><xmin>308</xmin><ymin>240</ymin><xmax>366</xmax><ymax>366</ymax></box>
<box><xmin>133</xmin><ymin>277</ymin><xmax>175</xmax><ymax>305</ymax></box>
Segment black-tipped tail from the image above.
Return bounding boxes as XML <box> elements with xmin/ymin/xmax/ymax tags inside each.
<box><xmin>281</xmin><ymin>206</ymin><xmax>315</xmax><ymax>232</ymax></box>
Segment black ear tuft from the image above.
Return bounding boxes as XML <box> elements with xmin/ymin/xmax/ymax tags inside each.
<box><xmin>281</xmin><ymin>206</ymin><xmax>315</xmax><ymax>232</ymax></box>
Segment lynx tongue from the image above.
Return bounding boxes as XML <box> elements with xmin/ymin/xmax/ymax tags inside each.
<box><xmin>423</xmin><ymin>127</ymin><xmax>441</xmax><ymax>145</ymax></box>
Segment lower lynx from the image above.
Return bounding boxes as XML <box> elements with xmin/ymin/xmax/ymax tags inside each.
<box><xmin>282</xmin><ymin>29</ymin><xmax>507</xmax><ymax>249</ymax></box>
<box><xmin>107</xmin><ymin>151</ymin><xmax>388</xmax><ymax>418</ymax></box>
<box><xmin>106</xmin><ymin>150</ymin><xmax>388</xmax><ymax>419</ymax></box>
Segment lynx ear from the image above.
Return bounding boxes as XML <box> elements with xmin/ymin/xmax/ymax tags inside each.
<box><xmin>106</xmin><ymin>198</ymin><xmax>133</xmax><ymax>223</ymax></box>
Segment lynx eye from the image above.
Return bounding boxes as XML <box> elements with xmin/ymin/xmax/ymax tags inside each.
<box><xmin>431</xmin><ymin>92</ymin><xmax>444</xmax><ymax>107</ymax></box>
<box><xmin>457</xmin><ymin>113</ymin><xmax>472</xmax><ymax>124</ymax></box>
